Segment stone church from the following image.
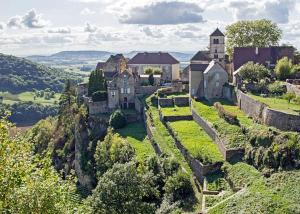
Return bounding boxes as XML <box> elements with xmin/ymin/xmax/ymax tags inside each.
<box><xmin>189</xmin><ymin>28</ymin><xmax>228</xmax><ymax>100</ymax></box>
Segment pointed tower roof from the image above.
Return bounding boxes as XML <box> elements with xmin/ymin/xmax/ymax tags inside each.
<box><xmin>210</xmin><ymin>28</ymin><xmax>224</xmax><ymax>37</ymax></box>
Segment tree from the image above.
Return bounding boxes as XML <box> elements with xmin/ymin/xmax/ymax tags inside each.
<box><xmin>226</xmin><ymin>19</ymin><xmax>282</xmax><ymax>58</ymax></box>
<box><xmin>283</xmin><ymin>92</ymin><xmax>296</xmax><ymax>103</ymax></box>
<box><xmin>239</xmin><ymin>62</ymin><xmax>271</xmax><ymax>84</ymax></box>
<box><xmin>0</xmin><ymin>118</ymin><xmax>81</xmax><ymax>213</ymax></box>
<box><xmin>148</xmin><ymin>73</ymin><xmax>155</xmax><ymax>86</ymax></box>
<box><xmin>94</xmin><ymin>129</ymin><xmax>135</xmax><ymax>177</ymax></box>
<box><xmin>275</xmin><ymin>57</ymin><xmax>293</xmax><ymax>80</ymax></box>
<box><xmin>88</xmin><ymin>69</ymin><xmax>106</xmax><ymax>96</ymax></box>
<box><xmin>90</xmin><ymin>162</ymin><xmax>156</xmax><ymax>214</ymax></box>
<box><xmin>109</xmin><ymin>110</ymin><xmax>127</xmax><ymax>129</ymax></box>
<box><xmin>145</xmin><ymin>68</ymin><xmax>154</xmax><ymax>75</ymax></box>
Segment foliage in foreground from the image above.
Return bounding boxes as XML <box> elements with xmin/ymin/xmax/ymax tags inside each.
<box><xmin>109</xmin><ymin>109</ymin><xmax>127</xmax><ymax>129</ymax></box>
<box><xmin>0</xmin><ymin>118</ymin><xmax>82</xmax><ymax>213</ymax></box>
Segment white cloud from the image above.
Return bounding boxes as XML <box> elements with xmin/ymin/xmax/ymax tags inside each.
<box><xmin>48</xmin><ymin>27</ymin><xmax>71</xmax><ymax>34</ymax></box>
<box><xmin>0</xmin><ymin>23</ymin><xmax>5</xmax><ymax>30</ymax></box>
<box><xmin>120</xmin><ymin>1</ymin><xmax>205</xmax><ymax>25</ymax></box>
<box><xmin>84</xmin><ymin>22</ymin><xmax>97</xmax><ymax>32</ymax></box>
<box><xmin>141</xmin><ymin>27</ymin><xmax>164</xmax><ymax>38</ymax></box>
<box><xmin>80</xmin><ymin>8</ymin><xmax>96</xmax><ymax>15</ymax></box>
<box><xmin>7</xmin><ymin>9</ymin><xmax>49</xmax><ymax>29</ymax></box>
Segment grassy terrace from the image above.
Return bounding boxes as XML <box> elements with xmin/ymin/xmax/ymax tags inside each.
<box><xmin>192</xmin><ymin>99</ymin><xmax>253</xmax><ymax>148</ymax></box>
<box><xmin>117</xmin><ymin>122</ymin><xmax>155</xmax><ymax>162</ymax></box>
<box><xmin>160</xmin><ymin>106</ymin><xmax>191</xmax><ymax>117</ymax></box>
<box><xmin>169</xmin><ymin>120</ymin><xmax>223</xmax><ymax>164</ymax></box>
<box><xmin>249</xmin><ymin>94</ymin><xmax>300</xmax><ymax>115</ymax></box>
<box><xmin>0</xmin><ymin>91</ymin><xmax>61</xmax><ymax>106</ymax></box>
<box><xmin>166</xmin><ymin>93</ymin><xmax>189</xmax><ymax>98</ymax></box>
<box><xmin>145</xmin><ymin>97</ymin><xmax>201</xmax><ymax>212</ymax></box>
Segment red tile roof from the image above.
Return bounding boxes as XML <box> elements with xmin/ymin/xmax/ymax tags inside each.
<box><xmin>128</xmin><ymin>52</ymin><xmax>179</xmax><ymax>65</ymax></box>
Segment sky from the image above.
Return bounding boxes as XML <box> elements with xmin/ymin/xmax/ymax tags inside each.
<box><xmin>0</xmin><ymin>0</ymin><xmax>300</xmax><ymax>56</ymax></box>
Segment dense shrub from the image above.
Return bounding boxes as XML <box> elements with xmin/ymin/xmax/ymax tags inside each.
<box><xmin>109</xmin><ymin>110</ymin><xmax>127</xmax><ymax>129</ymax></box>
<box><xmin>214</xmin><ymin>102</ymin><xmax>239</xmax><ymax>125</ymax></box>
<box><xmin>91</xmin><ymin>90</ymin><xmax>107</xmax><ymax>102</ymax></box>
<box><xmin>88</xmin><ymin>69</ymin><xmax>106</xmax><ymax>96</ymax></box>
<box><xmin>275</xmin><ymin>57</ymin><xmax>293</xmax><ymax>80</ymax></box>
<box><xmin>267</xmin><ymin>81</ymin><xmax>286</xmax><ymax>96</ymax></box>
<box><xmin>164</xmin><ymin>171</ymin><xmax>194</xmax><ymax>202</ymax></box>
<box><xmin>148</xmin><ymin>73</ymin><xmax>155</xmax><ymax>86</ymax></box>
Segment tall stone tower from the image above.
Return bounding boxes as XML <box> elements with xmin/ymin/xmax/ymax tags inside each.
<box><xmin>209</xmin><ymin>28</ymin><xmax>225</xmax><ymax>67</ymax></box>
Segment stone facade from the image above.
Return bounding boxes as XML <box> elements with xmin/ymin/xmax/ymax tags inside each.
<box><xmin>285</xmin><ymin>82</ymin><xmax>300</xmax><ymax>96</ymax></box>
<box><xmin>107</xmin><ymin>70</ymin><xmax>136</xmax><ymax>110</ymax></box>
<box><xmin>96</xmin><ymin>54</ymin><xmax>127</xmax><ymax>80</ymax></box>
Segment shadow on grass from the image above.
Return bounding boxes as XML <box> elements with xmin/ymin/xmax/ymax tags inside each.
<box><xmin>197</xmin><ymin>98</ymin><xmax>235</xmax><ymax>107</ymax></box>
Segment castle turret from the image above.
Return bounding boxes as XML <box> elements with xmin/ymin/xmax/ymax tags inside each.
<box><xmin>209</xmin><ymin>28</ymin><xmax>225</xmax><ymax>67</ymax></box>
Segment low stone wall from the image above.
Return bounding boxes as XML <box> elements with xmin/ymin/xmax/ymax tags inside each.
<box><xmin>135</xmin><ymin>96</ymin><xmax>144</xmax><ymax>114</ymax></box>
<box><xmin>158</xmin><ymin>98</ymin><xmax>173</xmax><ymax>107</ymax></box>
<box><xmin>163</xmin><ymin>115</ymin><xmax>193</xmax><ymax>122</ymax></box>
<box><xmin>164</xmin><ymin>121</ymin><xmax>222</xmax><ymax>183</ymax></box>
<box><xmin>263</xmin><ymin>108</ymin><xmax>300</xmax><ymax>132</ymax></box>
<box><xmin>88</xmin><ymin>100</ymin><xmax>109</xmax><ymax>115</ymax></box>
<box><xmin>236</xmin><ymin>89</ymin><xmax>300</xmax><ymax>132</ymax></box>
<box><xmin>191</xmin><ymin>108</ymin><xmax>244</xmax><ymax>161</ymax></box>
<box><xmin>136</xmin><ymin>86</ymin><xmax>160</xmax><ymax>96</ymax></box>
<box><xmin>285</xmin><ymin>82</ymin><xmax>300</xmax><ymax>96</ymax></box>
<box><xmin>236</xmin><ymin>90</ymin><xmax>267</xmax><ymax>121</ymax></box>
<box><xmin>174</xmin><ymin>97</ymin><xmax>189</xmax><ymax>106</ymax></box>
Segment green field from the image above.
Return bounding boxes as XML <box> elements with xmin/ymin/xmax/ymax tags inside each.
<box><xmin>0</xmin><ymin>91</ymin><xmax>61</xmax><ymax>106</ymax></box>
<box><xmin>169</xmin><ymin>120</ymin><xmax>223</xmax><ymax>164</ymax></box>
<box><xmin>208</xmin><ymin>164</ymin><xmax>300</xmax><ymax>214</ymax></box>
<box><xmin>249</xmin><ymin>94</ymin><xmax>300</xmax><ymax>115</ymax></box>
<box><xmin>192</xmin><ymin>99</ymin><xmax>252</xmax><ymax>148</ymax></box>
<box><xmin>117</xmin><ymin>122</ymin><xmax>155</xmax><ymax>162</ymax></box>
<box><xmin>160</xmin><ymin>106</ymin><xmax>191</xmax><ymax>116</ymax></box>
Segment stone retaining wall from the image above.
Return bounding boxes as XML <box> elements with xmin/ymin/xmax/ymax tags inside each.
<box><xmin>158</xmin><ymin>98</ymin><xmax>173</xmax><ymax>107</ymax></box>
<box><xmin>236</xmin><ymin>89</ymin><xmax>300</xmax><ymax>132</ymax></box>
<box><xmin>88</xmin><ymin>100</ymin><xmax>109</xmax><ymax>115</ymax></box>
<box><xmin>191</xmin><ymin>108</ymin><xmax>244</xmax><ymax>161</ymax></box>
<box><xmin>164</xmin><ymin>121</ymin><xmax>222</xmax><ymax>183</ymax></box>
<box><xmin>174</xmin><ymin>97</ymin><xmax>189</xmax><ymax>106</ymax></box>
<box><xmin>136</xmin><ymin>86</ymin><xmax>160</xmax><ymax>96</ymax></box>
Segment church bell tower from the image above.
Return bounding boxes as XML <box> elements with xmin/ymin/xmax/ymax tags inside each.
<box><xmin>209</xmin><ymin>28</ymin><xmax>225</xmax><ymax>67</ymax></box>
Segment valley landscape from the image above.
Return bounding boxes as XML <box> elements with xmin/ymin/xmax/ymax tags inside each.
<box><xmin>1</xmin><ymin>1</ymin><xmax>300</xmax><ymax>214</ymax></box>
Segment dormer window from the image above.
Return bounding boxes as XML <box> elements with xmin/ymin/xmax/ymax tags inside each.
<box><xmin>213</xmin><ymin>39</ymin><xmax>219</xmax><ymax>44</ymax></box>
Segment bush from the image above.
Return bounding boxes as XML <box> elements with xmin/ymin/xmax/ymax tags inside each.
<box><xmin>109</xmin><ymin>110</ymin><xmax>127</xmax><ymax>129</ymax></box>
<box><xmin>214</xmin><ymin>102</ymin><xmax>239</xmax><ymax>125</ymax></box>
<box><xmin>282</xmin><ymin>92</ymin><xmax>296</xmax><ymax>103</ymax></box>
<box><xmin>92</xmin><ymin>91</ymin><xmax>107</xmax><ymax>102</ymax></box>
<box><xmin>275</xmin><ymin>57</ymin><xmax>293</xmax><ymax>80</ymax></box>
<box><xmin>267</xmin><ymin>81</ymin><xmax>286</xmax><ymax>96</ymax></box>
<box><xmin>148</xmin><ymin>73</ymin><xmax>155</xmax><ymax>86</ymax></box>
<box><xmin>164</xmin><ymin>171</ymin><xmax>194</xmax><ymax>202</ymax></box>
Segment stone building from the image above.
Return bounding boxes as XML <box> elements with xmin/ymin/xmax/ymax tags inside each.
<box><xmin>127</xmin><ymin>52</ymin><xmax>180</xmax><ymax>82</ymax></box>
<box><xmin>96</xmin><ymin>54</ymin><xmax>127</xmax><ymax>80</ymax></box>
<box><xmin>107</xmin><ymin>70</ymin><xmax>137</xmax><ymax>110</ymax></box>
<box><xmin>189</xmin><ymin>28</ymin><xmax>228</xmax><ymax>100</ymax></box>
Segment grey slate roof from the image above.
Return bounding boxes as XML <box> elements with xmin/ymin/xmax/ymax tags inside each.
<box><xmin>128</xmin><ymin>52</ymin><xmax>179</xmax><ymax>65</ymax></box>
<box><xmin>191</xmin><ymin>51</ymin><xmax>210</xmax><ymax>61</ymax></box>
<box><xmin>190</xmin><ymin>64</ymin><xmax>209</xmax><ymax>71</ymax></box>
<box><xmin>210</xmin><ymin>28</ymin><xmax>225</xmax><ymax>37</ymax></box>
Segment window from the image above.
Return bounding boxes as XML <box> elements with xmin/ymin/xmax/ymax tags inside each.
<box><xmin>127</xmin><ymin>88</ymin><xmax>130</xmax><ymax>94</ymax></box>
<box><xmin>204</xmin><ymin>80</ymin><xmax>207</xmax><ymax>89</ymax></box>
<box><xmin>192</xmin><ymin>89</ymin><xmax>195</xmax><ymax>95</ymax></box>
<box><xmin>111</xmin><ymin>91</ymin><xmax>116</xmax><ymax>96</ymax></box>
<box><xmin>214</xmin><ymin>54</ymin><xmax>218</xmax><ymax>59</ymax></box>
<box><xmin>215</xmin><ymin>49</ymin><xmax>217</xmax><ymax>53</ymax></box>
<box><xmin>213</xmin><ymin>39</ymin><xmax>219</xmax><ymax>44</ymax></box>
<box><xmin>121</xmin><ymin>88</ymin><xmax>124</xmax><ymax>94</ymax></box>
<box><xmin>216</xmin><ymin>73</ymin><xmax>220</xmax><ymax>80</ymax></box>
<box><xmin>216</xmin><ymin>81</ymin><xmax>219</xmax><ymax>87</ymax></box>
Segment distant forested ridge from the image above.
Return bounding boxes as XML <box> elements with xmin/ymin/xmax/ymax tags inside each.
<box><xmin>0</xmin><ymin>53</ymin><xmax>82</xmax><ymax>93</ymax></box>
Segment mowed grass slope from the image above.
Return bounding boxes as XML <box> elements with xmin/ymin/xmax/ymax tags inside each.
<box><xmin>249</xmin><ymin>94</ymin><xmax>300</xmax><ymax>115</ymax></box>
<box><xmin>169</xmin><ymin>120</ymin><xmax>223</xmax><ymax>164</ymax></box>
<box><xmin>117</xmin><ymin>122</ymin><xmax>154</xmax><ymax>162</ymax></box>
<box><xmin>0</xmin><ymin>91</ymin><xmax>61</xmax><ymax>106</ymax></box>
<box><xmin>160</xmin><ymin>106</ymin><xmax>191</xmax><ymax>117</ymax></box>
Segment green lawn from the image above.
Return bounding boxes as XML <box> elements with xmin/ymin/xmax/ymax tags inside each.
<box><xmin>160</xmin><ymin>106</ymin><xmax>191</xmax><ymax>116</ymax></box>
<box><xmin>249</xmin><ymin>94</ymin><xmax>300</xmax><ymax>115</ymax></box>
<box><xmin>116</xmin><ymin>122</ymin><xmax>155</xmax><ymax>162</ymax></box>
<box><xmin>192</xmin><ymin>99</ymin><xmax>252</xmax><ymax>148</ymax></box>
<box><xmin>208</xmin><ymin>167</ymin><xmax>300</xmax><ymax>214</ymax></box>
<box><xmin>169</xmin><ymin>120</ymin><xmax>223</xmax><ymax>164</ymax></box>
<box><xmin>0</xmin><ymin>91</ymin><xmax>61</xmax><ymax>106</ymax></box>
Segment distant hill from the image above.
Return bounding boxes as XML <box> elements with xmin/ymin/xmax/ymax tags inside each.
<box><xmin>0</xmin><ymin>53</ymin><xmax>82</xmax><ymax>93</ymax></box>
<box><xmin>27</xmin><ymin>50</ymin><xmax>195</xmax><ymax>66</ymax></box>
